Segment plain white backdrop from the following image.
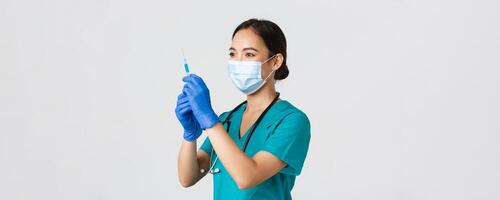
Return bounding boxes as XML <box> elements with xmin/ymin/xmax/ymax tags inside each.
<box><xmin>1</xmin><ymin>0</ymin><xmax>499</xmax><ymax>199</ymax></box>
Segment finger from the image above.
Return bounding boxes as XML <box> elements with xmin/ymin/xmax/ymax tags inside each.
<box><xmin>178</xmin><ymin>104</ymin><xmax>192</xmax><ymax>114</ymax></box>
<box><xmin>176</xmin><ymin>97</ymin><xmax>191</xmax><ymax>109</ymax></box>
<box><xmin>177</xmin><ymin>94</ymin><xmax>189</xmax><ymax>104</ymax></box>
<box><xmin>188</xmin><ymin>74</ymin><xmax>204</xmax><ymax>88</ymax></box>
<box><xmin>185</xmin><ymin>80</ymin><xmax>205</xmax><ymax>94</ymax></box>
<box><xmin>182</xmin><ymin>78</ymin><xmax>196</xmax><ymax>92</ymax></box>
<box><xmin>183</xmin><ymin>74</ymin><xmax>204</xmax><ymax>88</ymax></box>
<box><xmin>178</xmin><ymin>93</ymin><xmax>186</xmax><ymax>100</ymax></box>
<box><xmin>177</xmin><ymin>99</ymin><xmax>190</xmax><ymax>108</ymax></box>
<box><xmin>182</xmin><ymin>74</ymin><xmax>195</xmax><ymax>83</ymax></box>
<box><xmin>176</xmin><ymin>102</ymin><xmax>192</xmax><ymax>113</ymax></box>
<box><xmin>183</xmin><ymin>84</ymin><xmax>193</xmax><ymax>96</ymax></box>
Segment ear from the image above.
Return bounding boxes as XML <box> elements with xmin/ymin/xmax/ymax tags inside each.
<box><xmin>271</xmin><ymin>53</ymin><xmax>284</xmax><ymax>71</ymax></box>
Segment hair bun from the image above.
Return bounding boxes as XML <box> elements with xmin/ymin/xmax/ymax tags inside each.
<box><xmin>275</xmin><ymin>64</ymin><xmax>289</xmax><ymax>80</ymax></box>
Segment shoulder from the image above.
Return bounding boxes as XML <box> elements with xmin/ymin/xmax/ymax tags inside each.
<box><xmin>276</xmin><ymin>100</ymin><xmax>309</xmax><ymax>120</ymax></box>
<box><xmin>217</xmin><ymin>111</ymin><xmax>231</xmax><ymax>122</ymax></box>
<box><xmin>269</xmin><ymin>100</ymin><xmax>310</xmax><ymax>130</ymax></box>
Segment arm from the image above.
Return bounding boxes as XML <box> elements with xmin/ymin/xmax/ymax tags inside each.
<box><xmin>182</xmin><ymin>74</ymin><xmax>287</xmax><ymax>189</ymax></box>
<box><xmin>177</xmin><ymin>139</ymin><xmax>211</xmax><ymax>187</ymax></box>
<box><xmin>205</xmin><ymin>122</ymin><xmax>286</xmax><ymax>190</ymax></box>
<box><xmin>174</xmin><ymin>91</ymin><xmax>211</xmax><ymax>187</ymax></box>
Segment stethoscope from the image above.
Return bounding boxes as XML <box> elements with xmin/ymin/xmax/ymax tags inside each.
<box><xmin>207</xmin><ymin>92</ymin><xmax>281</xmax><ymax>174</ymax></box>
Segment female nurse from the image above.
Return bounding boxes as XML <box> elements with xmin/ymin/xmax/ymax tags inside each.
<box><xmin>175</xmin><ymin>18</ymin><xmax>311</xmax><ymax>200</ymax></box>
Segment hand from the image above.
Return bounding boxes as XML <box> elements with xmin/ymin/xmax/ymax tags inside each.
<box><xmin>175</xmin><ymin>93</ymin><xmax>202</xmax><ymax>141</ymax></box>
<box><xmin>182</xmin><ymin>74</ymin><xmax>219</xmax><ymax>129</ymax></box>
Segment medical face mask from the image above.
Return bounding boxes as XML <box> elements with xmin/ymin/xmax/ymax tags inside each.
<box><xmin>228</xmin><ymin>55</ymin><xmax>276</xmax><ymax>95</ymax></box>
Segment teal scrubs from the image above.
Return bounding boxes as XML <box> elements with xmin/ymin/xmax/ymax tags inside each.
<box><xmin>200</xmin><ymin>100</ymin><xmax>311</xmax><ymax>200</ymax></box>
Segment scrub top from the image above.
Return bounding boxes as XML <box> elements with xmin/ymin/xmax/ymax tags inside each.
<box><xmin>200</xmin><ymin>100</ymin><xmax>311</xmax><ymax>200</ymax></box>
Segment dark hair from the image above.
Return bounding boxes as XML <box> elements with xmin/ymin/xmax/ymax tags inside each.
<box><xmin>232</xmin><ymin>18</ymin><xmax>289</xmax><ymax>80</ymax></box>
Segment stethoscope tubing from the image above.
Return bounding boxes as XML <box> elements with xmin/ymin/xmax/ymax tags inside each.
<box><xmin>208</xmin><ymin>92</ymin><xmax>280</xmax><ymax>174</ymax></box>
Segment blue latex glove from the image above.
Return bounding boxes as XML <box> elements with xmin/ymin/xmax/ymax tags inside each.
<box><xmin>182</xmin><ymin>74</ymin><xmax>219</xmax><ymax>130</ymax></box>
<box><xmin>175</xmin><ymin>92</ymin><xmax>202</xmax><ymax>141</ymax></box>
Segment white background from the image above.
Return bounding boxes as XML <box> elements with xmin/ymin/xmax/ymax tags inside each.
<box><xmin>1</xmin><ymin>0</ymin><xmax>499</xmax><ymax>199</ymax></box>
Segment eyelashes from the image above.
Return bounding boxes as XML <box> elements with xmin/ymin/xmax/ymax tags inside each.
<box><xmin>228</xmin><ymin>52</ymin><xmax>256</xmax><ymax>58</ymax></box>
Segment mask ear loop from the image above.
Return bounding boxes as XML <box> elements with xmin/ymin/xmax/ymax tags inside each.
<box><xmin>263</xmin><ymin>54</ymin><xmax>277</xmax><ymax>64</ymax></box>
<box><xmin>262</xmin><ymin>54</ymin><xmax>278</xmax><ymax>81</ymax></box>
<box><xmin>263</xmin><ymin>68</ymin><xmax>276</xmax><ymax>81</ymax></box>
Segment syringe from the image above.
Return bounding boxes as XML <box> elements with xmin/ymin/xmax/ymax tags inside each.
<box><xmin>181</xmin><ymin>49</ymin><xmax>190</xmax><ymax>74</ymax></box>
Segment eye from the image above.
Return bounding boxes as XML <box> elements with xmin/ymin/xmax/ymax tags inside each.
<box><xmin>245</xmin><ymin>52</ymin><xmax>255</xmax><ymax>57</ymax></box>
<box><xmin>229</xmin><ymin>52</ymin><xmax>235</xmax><ymax>57</ymax></box>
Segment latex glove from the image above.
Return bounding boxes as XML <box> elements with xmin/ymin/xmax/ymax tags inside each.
<box><xmin>175</xmin><ymin>92</ymin><xmax>202</xmax><ymax>141</ymax></box>
<box><xmin>182</xmin><ymin>74</ymin><xmax>219</xmax><ymax>129</ymax></box>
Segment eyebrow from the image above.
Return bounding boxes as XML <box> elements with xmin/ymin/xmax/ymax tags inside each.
<box><xmin>229</xmin><ymin>47</ymin><xmax>259</xmax><ymax>52</ymax></box>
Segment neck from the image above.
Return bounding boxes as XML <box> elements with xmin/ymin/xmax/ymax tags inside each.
<box><xmin>246</xmin><ymin>82</ymin><xmax>276</xmax><ymax>112</ymax></box>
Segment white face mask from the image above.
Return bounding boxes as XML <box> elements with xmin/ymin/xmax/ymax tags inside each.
<box><xmin>228</xmin><ymin>55</ymin><xmax>276</xmax><ymax>95</ymax></box>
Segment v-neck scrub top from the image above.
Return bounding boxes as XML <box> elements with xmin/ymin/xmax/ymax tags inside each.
<box><xmin>200</xmin><ymin>100</ymin><xmax>311</xmax><ymax>200</ymax></box>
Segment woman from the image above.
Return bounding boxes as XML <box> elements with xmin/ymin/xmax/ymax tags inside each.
<box><xmin>175</xmin><ymin>18</ymin><xmax>311</xmax><ymax>200</ymax></box>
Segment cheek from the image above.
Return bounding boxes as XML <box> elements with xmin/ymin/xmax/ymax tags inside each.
<box><xmin>261</xmin><ymin>63</ymin><xmax>274</xmax><ymax>76</ymax></box>
<box><xmin>265</xmin><ymin>60</ymin><xmax>278</xmax><ymax>71</ymax></box>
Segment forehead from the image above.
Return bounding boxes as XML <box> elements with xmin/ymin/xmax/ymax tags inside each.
<box><xmin>231</xmin><ymin>28</ymin><xmax>267</xmax><ymax>51</ymax></box>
